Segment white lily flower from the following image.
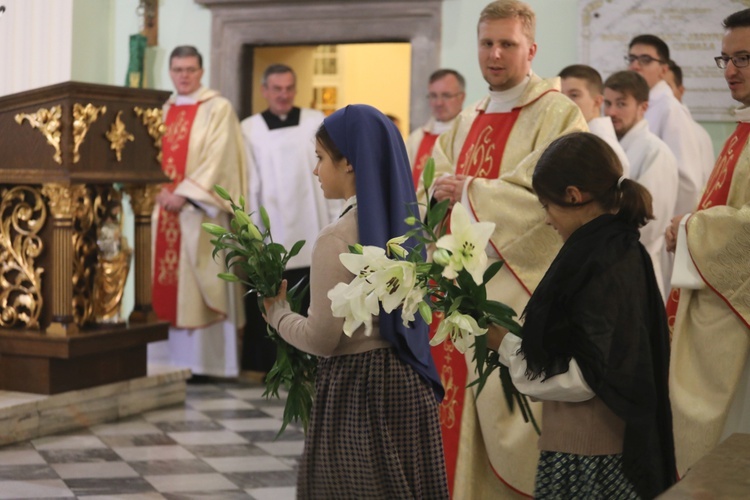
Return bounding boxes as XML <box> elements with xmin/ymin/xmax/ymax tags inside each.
<box><xmin>339</xmin><ymin>246</ymin><xmax>391</xmax><ymax>279</ymax></box>
<box><xmin>386</xmin><ymin>235</ymin><xmax>409</xmax><ymax>258</ymax></box>
<box><xmin>371</xmin><ymin>260</ymin><xmax>418</xmax><ymax>314</ymax></box>
<box><xmin>429</xmin><ymin>311</ymin><xmax>488</xmax><ymax>353</ymax></box>
<box><xmin>328</xmin><ymin>280</ymin><xmax>380</xmax><ymax>337</ymax></box>
<box><xmin>400</xmin><ymin>285</ymin><xmax>428</xmax><ymax>327</ymax></box>
<box><xmin>435</xmin><ymin>203</ymin><xmax>496</xmax><ymax>285</ymax></box>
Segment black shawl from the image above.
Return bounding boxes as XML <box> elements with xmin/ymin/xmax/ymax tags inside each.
<box><xmin>520</xmin><ymin>213</ymin><xmax>676</xmax><ymax>499</ymax></box>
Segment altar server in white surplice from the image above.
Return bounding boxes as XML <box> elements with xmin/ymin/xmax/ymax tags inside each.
<box><xmin>665</xmin><ymin>59</ymin><xmax>717</xmax><ymax>184</ymax></box>
<box><xmin>240</xmin><ymin>64</ymin><xmax>340</xmax><ymax>373</ymax></box>
<box><xmin>604</xmin><ymin>70</ymin><xmax>678</xmax><ymax>299</ymax></box>
<box><xmin>149</xmin><ymin>46</ymin><xmax>247</xmax><ymax>379</ymax></box>
<box><xmin>559</xmin><ymin>64</ymin><xmax>630</xmax><ymax>177</ymax></box>
<box><xmin>627</xmin><ymin>34</ymin><xmax>706</xmax><ymax>215</ymax></box>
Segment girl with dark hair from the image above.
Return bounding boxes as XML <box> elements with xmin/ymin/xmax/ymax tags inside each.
<box><xmin>263</xmin><ymin>104</ymin><xmax>448</xmax><ymax>499</ymax></box>
<box><xmin>489</xmin><ymin>132</ymin><xmax>676</xmax><ymax>499</ymax></box>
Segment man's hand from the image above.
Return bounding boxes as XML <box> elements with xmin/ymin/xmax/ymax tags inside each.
<box><xmin>486</xmin><ymin>323</ymin><xmax>509</xmax><ymax>352</ymax></box>
<box><xmin>156</xmin><ymin>187</ymin><xmax>187</xmax><ymax>213</ymax></box>
<box><xmin>665</xmin><ymin>214</ymin><xmax>685</xmax><ymax>253</ymax></box>
<box><xmin>432</xmin><ymin>175</ymin><xmax>468</xmax><ymax>206</ymax></box>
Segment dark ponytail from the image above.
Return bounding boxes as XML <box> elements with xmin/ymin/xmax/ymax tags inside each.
<box><xmin>617</xmin><ymin>177</ymin><xmax>653</xmax><ymax>227</ymax></box>
<box><xmin>533</xmin><ymin>132</ymin><xmax>653</xmax><ymax>228</ymax></box>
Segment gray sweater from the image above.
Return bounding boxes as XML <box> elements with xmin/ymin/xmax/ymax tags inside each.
<box><xmin>267</xmin><ymin>207</ymin><xmax>390</xmax><ymax>357</ymax></box>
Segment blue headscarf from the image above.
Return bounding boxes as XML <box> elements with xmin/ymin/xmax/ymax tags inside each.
<box><xmin>323</xmin><ymin>104</ymin><xmax>444</xmax><ymax>401</ymax></box>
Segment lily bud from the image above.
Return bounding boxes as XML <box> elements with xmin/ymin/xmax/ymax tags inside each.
<box><xmin>387</xmin><ymin>236</ymin><xmax>409</xmax><ymax>258</ymax></box>
<box><xmin>404</xmin><ymin>216</ymin><xmax>418</xmax><ymax>226</ymax></box>
<box><xmin>433</xmin><ymin>248</ymin><xmax>452</xmax><ymax>266</ymax></box>
<box><xmin>247</xmin><ymin>223</ymin><xmax>263</xmax><ymax>241</ymax></box>
<box><xmin>418</xmin><ymin>301</ymin><xmax>433</xmax><ymax>324</ymax></box>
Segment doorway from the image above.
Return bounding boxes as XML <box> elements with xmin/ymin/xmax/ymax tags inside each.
<box><xmin>242</xmin><ymin>43</ymin><xmax>412</xmax><ymax>136</ymax></box>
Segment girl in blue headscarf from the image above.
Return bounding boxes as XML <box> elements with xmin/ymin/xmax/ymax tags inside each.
<box><xmin>263</xmin><ymin>104</ymin><xmax>448</xmax><ymax>499</ymax></box>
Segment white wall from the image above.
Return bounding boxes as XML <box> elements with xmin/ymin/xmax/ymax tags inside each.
<box><xmin>0</xmin><ymin>0</ymin><xmax>73</xmax><ymax>97</ymax></box>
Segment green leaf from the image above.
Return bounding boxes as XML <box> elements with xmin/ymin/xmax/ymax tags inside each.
<box><xmin>482</xmin><ymin>260</ymin><xmax>505</xmax><ymax>284</ymax></box>
<box><xmin>287</xmin><ymin>240</ymin><xmax>306</xmax><ymax>259</ymax></box>
<box><xmin>214</xmin><ymin>185</ymin><xmax>232</xmax><ymax>201</ymax></box>
<box><xmin>217</xmin><ymin>272</ymin><xmax>240</xmax><ymax>282</ymax></box>
<box><xmin>427</xmin><ymin>199</ymin><xmax>450</xmax><ymax>231</ymax></box>
<box><xmin>423</xmin><ymin>157</ymin><xmax>435</xmax><ymax>192</ymax></box>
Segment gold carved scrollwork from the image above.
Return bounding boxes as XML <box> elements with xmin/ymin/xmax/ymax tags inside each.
<box><xmin>0</xmin><ymin>186</ymin><xmax>47</xmax><ymax>329</ymax></box>
<box><xmin>134</xmin><ymin>106</ymin><xmax>166</xmax><ymax>163</ymax></box>
<box><xmin>105</xmin><ymin>111</ymin><xmax>135</xmax><ymax>162</ymax></box>
<box><xmin>72</xmin><ymin>186</ymin><xmax>96</xmax><ymax>326</ymax></box>
<box><xmin>15</xmin><ymin>106</ymin><xmax>63</xmax><ymax>164</ymax></box>
<box><xmin>73</xmin><ymin>103</ymin><xmax>107</xmax><ymax>163</ymax></box>
<box><xmin>42</xmin><ymin>183</ymin><xmax>85</xmax><ymax>219</ymax></box>
<box><xmin>123</xmin><ymin>184</ymin><xmax>160</xmax><ymax>216</ymax></box>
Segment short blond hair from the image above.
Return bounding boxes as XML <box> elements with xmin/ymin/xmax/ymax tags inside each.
<box><xmin>478</xmin><ymin>0</ymin><xmax>536</xmax><ymax>42</ymax></box>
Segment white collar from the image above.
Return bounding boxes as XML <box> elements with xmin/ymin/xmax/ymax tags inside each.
<box><xmin>174</xmin><ymin>87</ymin><xmax>203</xmax><ymax>106</ymax></box>
<box><xmin>734</xmin><ymin>105</ymin><xmax>750</xmax><ymax>122</ymax></box>
<box><xmin>485</xmin><ymin>74</ymin><xmax>531</xmax><ymax>113</ymax></box>
<box><xmin>619</xmin><ymin>119</ymin><xmax>649</xmax><ymax>149</ymax></box>
<box><xmin>340</xmin><ymin>195</ymin><xmax>357</xmax><ymax>217</ymax></box>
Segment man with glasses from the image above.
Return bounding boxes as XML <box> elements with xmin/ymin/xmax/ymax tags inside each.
<box><xmin>406</xmin><ymin>69</ymin><xmax>466</xmax><ymax>188</ymax></box>
<box><xmin>428</xmin><ymin>1</ymin><xmax>586</xmax><ymax>497</ymax></box>
<box><xmin>627</xmin><ymin>34</ymin><xmax>706</xmax><ymax>217</ymax></box>
<box><xmin>148</xmin><ymin>45</ymin><xmax>247</xmax><ymax>381</ymax></box>
<box><xmin>666</xmin><ymin>8</ymin><xmax>750</xmax><ymax>477</ymax></box>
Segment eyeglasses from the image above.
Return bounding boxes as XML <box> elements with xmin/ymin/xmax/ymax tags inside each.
<box><xmin>427</xmin><ymin>92</ymin><xmax>463</xmax><ymax>102</ymax></box>
<box><xmin>170</xmin><ymin>67</ymin><xmax>201</xmax><ymax>75</ymax></box>
<box><xmin>625</xmin><ymin>54</ymin><xmax>664</xmax><ymax>66</ymax></box>
<box><xmin>715</xmin><ymin>54</ymin><xmax>750</xmax><ymax>69</ymax></box>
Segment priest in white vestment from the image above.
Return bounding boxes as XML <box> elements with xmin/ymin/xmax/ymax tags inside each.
<box><xmin>241</xmin><ymin>64</ymin><xmax>340</xmax><ymax>373</ymax></box>
<box><xmin>559</xmin><ymin>64</ymin><xmax>631</xmax><ymax>176</ymax></box>
<box><xmin>426</xmin><ymin>2</ymin><xmax>588</xmax><ymax>497</ymax></box>
<box><xmin>603</xmin><ymin>71</ymin><xmax>678</xmax><ymax>299</ymax></box>
<box><xmin>406</xmin><ymin>69</ymin><xmax>466</xmax><ymax>188</ymax></box>
<box><xmin>666</xmin><ymin>9</ymin><xmax>750</xmax><ymax>475</ymax></box>
<box><xmin>148</xmin><ymin>46</ymin><xmax>247</xmax><ymax>378</ymax></box>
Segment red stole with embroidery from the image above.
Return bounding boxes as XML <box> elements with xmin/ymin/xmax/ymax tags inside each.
<box><xmin>432</xmin><ymin>107</ymin><xmax>522</xmax><ymax>496</ymax></box>
<box><xmin>412</xmin><ymin>132</ymin><xmax>439</xmax><ymax>188</ymax></box>
<box><xmin>666</xmin><ymin>122</ymin><xmax>750</xmax><ymax>337</ymax></box>
<box><xmin>152</xmin><ymin>103</ymin><xmax>200</xmax><ymax>326</ymax></box>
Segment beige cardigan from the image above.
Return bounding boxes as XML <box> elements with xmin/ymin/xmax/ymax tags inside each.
<box><xmin>266</xmin><ymin>206</ymin><xmax>390</xmax><ymax>357</ymax></box>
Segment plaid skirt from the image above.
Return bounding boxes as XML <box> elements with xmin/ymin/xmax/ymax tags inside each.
<box><xmin>297</xmin><ymin>348</ymin><xmax>448</xmax><ymax>499</ymax></box>
<box><xmin>534</xmin><ymin>451</ymin><xmax>641</xmax><ymax>500</ymax></box>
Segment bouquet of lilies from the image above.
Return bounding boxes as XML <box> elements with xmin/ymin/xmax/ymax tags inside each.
<box><xmin>202</xmin><ymin>186</ymin><xmax>317</xmax><ymax>436</ymax></box>
<box><xmin>328</xmin><ymin>160</ymin><xmax>539</xmax><ymax>433</ymax></box>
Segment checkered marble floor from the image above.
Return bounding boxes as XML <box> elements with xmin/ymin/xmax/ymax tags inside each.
<box><xmin>0</xmin><ymin>382</ymin><xmax>302</xmax><ymax>499</ymax></box>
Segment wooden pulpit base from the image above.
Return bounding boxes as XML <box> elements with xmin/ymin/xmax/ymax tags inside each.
<box><xmin>0</xmin><ymin>322</ymin><xmax>169</xmax><ymax>395</ymax></box>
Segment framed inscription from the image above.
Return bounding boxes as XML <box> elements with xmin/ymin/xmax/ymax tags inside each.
<box><xmin>579</xmin><ymin>0</ymin><xmax>750</xmax><ymax>121</ymax></box>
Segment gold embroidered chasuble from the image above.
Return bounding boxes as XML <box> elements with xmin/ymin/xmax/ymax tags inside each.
<box><xmin>158</xmin><ymin>87</ymin><xmax>247</xmax><ymax>329</ymax></box>
<box><xmin>670</xmin><ymin>118</ymin><xmax>750</xmax><ymax>475</ymax></box>
<box><xmin>430</xmin><ymin>74</ymin><xmax>588</xmax><ymax>497</ymax></box>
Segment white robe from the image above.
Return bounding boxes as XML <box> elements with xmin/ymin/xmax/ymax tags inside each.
<box><xmin>645</xmin><ymin>80</ymin><xmax>705</xmax><ymax>215</ymax></box>
<box><xmin>620</xmin><ymin>119</ymin><xmax>678</xmax><ymax>299</ymax></box>
<box><xmin>241</xmin><ymin>108</ymin><xmax>340</xmax><ymax>270</ymax></box>
<box><xmin>148</xmin><ymin>87</ymin><xmax>247</xmax><ymax>378</ymax></box>
<box><xmin>681</xmin><ymin>103</ymin><xmax>717</xmax><ymax>185</ymax></box>
<box><xmin>588</xmin><ymin>116</ymin><xmax>631</xmax><ymax>178</ymax></box>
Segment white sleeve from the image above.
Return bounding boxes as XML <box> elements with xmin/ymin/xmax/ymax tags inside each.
<box><xmin>498</xmin><ymin>333</ymin><xmax>596</xmax><ymax>403</ymax></box>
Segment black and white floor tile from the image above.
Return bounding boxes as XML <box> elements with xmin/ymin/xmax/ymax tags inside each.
<box><xmin>0</xmin><ymin>382</ymin><xmax>301</xmax><ymax>499</ymax></box>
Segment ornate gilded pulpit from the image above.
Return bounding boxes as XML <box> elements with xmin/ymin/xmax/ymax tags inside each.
<box><xmin>0</xmin><ymin>81</ymin><xmax>171</xmax><ymax>394</ymax></box>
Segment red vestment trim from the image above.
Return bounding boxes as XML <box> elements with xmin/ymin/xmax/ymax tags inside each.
<box><xmin>152</xmin><ymin>103</ymin><xmax>200</xmax><ymax>326</ymax></box>
<box><xmin>666</xmin><ymin>122</ymin><xmax>750</xmax><ymax>338</ymax></box>
<box><xmin>434</xmin><ymin>106</ymin><xmax>523</xmax><ymax>497</ymax></box>
<box><xmin>412</xmin><ymin>132</ymin><xmax>439</xmax><ymax>188</ymax></box>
